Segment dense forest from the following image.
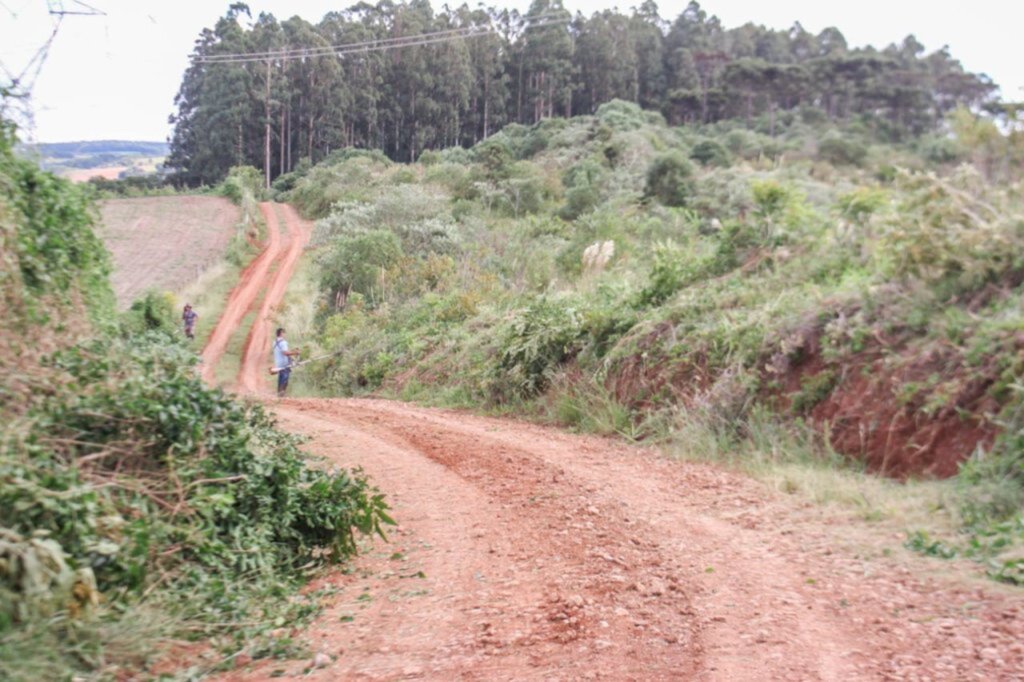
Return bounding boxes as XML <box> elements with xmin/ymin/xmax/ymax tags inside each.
<box><xmin>167</xmin><ymin>0</ymin><xmax>999</xmax><ymax>186</ymax></box>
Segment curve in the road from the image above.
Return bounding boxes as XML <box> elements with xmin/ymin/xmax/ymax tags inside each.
<box><xmin>197</xmin><ymin>205</ymin><xmax>1024</xmax><ymax>681</ymax></box>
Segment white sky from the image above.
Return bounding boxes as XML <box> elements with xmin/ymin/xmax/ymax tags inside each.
<box><xmin>1</xmin><ymin>1</ymin><xmax>1020</xmax><ymax>142</ymax></box>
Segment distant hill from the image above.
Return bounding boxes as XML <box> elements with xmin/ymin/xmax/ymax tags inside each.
<box><xmin>23</xmin><ymin>140</ymin><xmax>168</xmax><ymax>160</ymax></box>
<box><xmin>17</xmin><ymin>139</ymin><xmax>169</xmax><ymax>181</ymax></box>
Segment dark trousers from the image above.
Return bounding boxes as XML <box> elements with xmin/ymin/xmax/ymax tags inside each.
<box><xmin>277</xmin><ymin>367</ymin><xmax>291</xmax><ymax>395</ymax></box>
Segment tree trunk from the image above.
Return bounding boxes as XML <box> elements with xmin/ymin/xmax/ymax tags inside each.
<box><xmin>286</xmin><ymin>105</ymin><xmax>292</xmax><ymax>172</ymax></box>
<box><xmin>264</xmin><ymin>58</ymin><xmax>272</xmax><ymax>190</ymax></box>
<box><xmin>483</xmin><ymin>71</ymin><xmax>490</xmax><ymax>139</ymax></box>
<box><xmin>279</xmin><ymin>107</ymin><xmax>285</xmax><ymax>177</ymax></box>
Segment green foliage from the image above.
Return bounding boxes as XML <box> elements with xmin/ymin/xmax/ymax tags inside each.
<box><xmin>645</xmin><ymin>151</ymin><xmax>695</xmax><ymax>207</ymax></box>
<box><xmin>595</xmin><ymin>100</ymin><xmax>646</xmax><ymax>132</ymax></box>
<box><xmin>554</xmin><ymin>379</ymin><xmax>637</xmax><ymax>437</ymax></box>
<box><xmin>219</xmin><ymin>165</ymin><xmax>263</xmax><ymax>204</ymax></box>
<box><xmin>286</xmin><ymin>104</ymin><xmax>1024</xmax><ymax>592</ymax></box>
<box><xmin>86</xmin><ymin>174</ymin><xmax>178</xmax><ymax>198</ymax></box>
<box><xmin>1</xmin><ymin>333</ymin><xmax>392</xmax><ymax>666</ymax></box>
<box><xmin>817</xmin><ymin>133</ymin><xmax>868</xmax><ymax>166</ymax></box>
<box><xmin>319</xmin><ymin>230</ymin><xmax>403</xmax><ymax>306</ymax></box>
<box><xmin>418</xmin><ymin>150</ymin><xmax>441</xmax><ymax>166</ymax></box>
<box><xmin>635</xmin><ymin>241</ymin><xmax>690</xmax><ymax>307</ymax></box>
<box><xmin>120</xmin><ymin>290</ymin><xmax>177</xmax><ymax>335</ymax></box>
<box><xmin>495</xmin><ymin>296</ymin><xmax>583</xmax><ymax>399</ymax></box>
<box><xmin>790</xmin><ymin>370</ymin><xmax>839</xmax><ymax>414</ymax></box>
<box><xmin>475</xmin><ymin>139</ymin><xmax>514</xmax><ymax>181</ymax></box>
<box><xmin>166</xmin><ymin>3</ymin><xmax>995</xmax><ymax>188</ymax></box>
<box><xmin>875</xmin><ymin>169</ymin><xmax>1020</xmax><ymax>288</ymax></box>
<box><xmin>837</xmin><ymin>187</ymin><xmax>888</xmax><ymax>224</ymax></box>
<box><xmin>1</xmin><ymin>123</ymin><xmax>113</xmax><ymax>320</ymax></box>
<box><xmin>1</xmin><ymin>114</ymin><xmax>392</xmax><ymax>675</ymax></box>
<box><xmin>560</xmin><ymin>159</ymin><xmax>605</xmax><ymax>220</ymax></box>
<box><xmin>919</xmin><ymin>135</ymin><xmax>962</xmax><ymax>164</ymax></box>
<box><xmin>690</xmin><ymin>139</ymin><xmax>732</xmax><ymax>167</ymax></box>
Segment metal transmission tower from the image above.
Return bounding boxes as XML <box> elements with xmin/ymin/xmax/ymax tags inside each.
<box><xmin>46</xmin><ymin>0</ymin><xmax>105</xmax><ymax>16</ymax></box>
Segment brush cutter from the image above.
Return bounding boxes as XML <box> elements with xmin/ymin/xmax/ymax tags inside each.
<box><xmin>269</xmin><ymin>350</ymin><xmax>343</xmax><ymax>375</ymax></box>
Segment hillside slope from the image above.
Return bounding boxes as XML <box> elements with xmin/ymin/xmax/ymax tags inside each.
<box><xmin>277</xmin><ymin>99</ymin><xmax>1024</xmax><ymax>582</ymax></box>
<box><xmin>176</xmin><ymin>190</ymin><xmax>1024</xmax><ymax>681</ymax></box>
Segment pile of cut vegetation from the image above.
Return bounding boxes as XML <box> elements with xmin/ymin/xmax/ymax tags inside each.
<box><xmin>275</xmin><ymin>99</ymin><xmax>1024</xmax><ymax>584</ymax></box>
<box><xmin>0</xmin><ymin>117</ymin><xmax>391</xmax><ymax>678</ymax></box>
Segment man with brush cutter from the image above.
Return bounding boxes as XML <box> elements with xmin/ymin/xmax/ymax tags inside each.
<box><xmin>270</xmin><ymin>329</ymin><xmax>345</xmax><ymax>397</ymax></box>
<box><xmin>272</xmin><ymin>327</ymin><xmax>301</xmax><ymax>397</ymax></box>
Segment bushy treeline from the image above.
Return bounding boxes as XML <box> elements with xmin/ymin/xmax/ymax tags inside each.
<box><xmin>278</xmin><ymin>99</ymin><xmax>1024</xmax><ymax>582</ymax></box>
<box><xmin>0</xmin><ymin>116</ymin><xmax>391</xmax><ymax>677</ymax></box>
<box><xmin>168</xmin><ymin>0</ymin><xmax>998</xmax><ymax>185</ymax></box>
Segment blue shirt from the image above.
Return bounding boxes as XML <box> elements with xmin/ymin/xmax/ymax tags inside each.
<box><xmin>273</xmin><ymin>338</ymin><xmax>290</xmax><ymax>369</ymax></box>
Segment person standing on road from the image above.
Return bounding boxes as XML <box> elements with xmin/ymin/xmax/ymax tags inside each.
<box><xmin>182</xmin><ymin>303</ymin><xmax>198</xmax><ymax>340</ymax></box>
<box><xmin>273</xmin><ymin>327</ymin><xmax>300</xmax><ymax>397</ymax></box>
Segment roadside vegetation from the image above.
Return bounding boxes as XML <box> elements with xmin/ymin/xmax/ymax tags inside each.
<box><xmin>273</xmin><ymin>98</ymin><xmax>1024</xmax><ymax>585</ymax></box>
<box><xmin>0</xmin><ymin>117</ymin><xmax>392</xmax><ymax>679</ymax></box>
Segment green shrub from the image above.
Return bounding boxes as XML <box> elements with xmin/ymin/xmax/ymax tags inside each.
<box><xmin>219</xmin><ymin>165</ymin><xmax>263</xmax><ymax>204</ymax></box>
<box><xmin>0</xmin><ymin>332</ymin><xmax>392</xmax><ymax>671</ymax></box>
<box><xmin>596</xmin><ymin>99</ymin><xmax>645</xmax><ymax>132</ymax></box>
<box><xmin>418</xmin><ymin>149</ymin><xmax>442</xmax><ymax>166</ymax></box>
<box><xmin>644</xmin><ymin>151</ymin><xmax>695</xmax><ymax>207</ymax></box>
<box><xmin>559</xmin><ymin>160</ymin><xmax>605</xmax><ymax>220</ymax></box>
<box><xmin>474</xmin><ymin>139</ymin><xmax>514</xmax><ymax>180</ymax></box>
<box><xmin>561</xmin><ymin>185</ymin><xmax>600</xmax><ymax>220</ymax></box>
<box><xmin>271</xmin><ymin>157</ymin><xmax>312</xmax><ymax>194</ymax></box>
<box><xmin>495</xmin><ymin>296</ymin><xmax>583</xmax><ymax>399</ymax></box>
<box><xmin>120</xmin><ymin>291</ymin><xmax>177</xmax><ymax>335</ymax></box>
<box><xmin>2</xmin><ymin>127</ymin><xmax>113</xmax><ymax>319</ymax></box>
<box><xmin>919</xmin><ymin>135</ymin><xmax>963</xmax><ymax>164</ymax></box>
<box><xmin>690</xmin><ymin>139</ymin><xmax>732</xmax><ymax>167</ymax></box>
<box><xmin>319</xmin><ymin>230</ymin><xmax>403</xmax><ymax>307</ymax></box>
<box><xmin>817</xmin><ymin>133</ymin><xmax>868</xmax><ymax>166</ymax></box>
<box><xmin>635</xmin><ymin>240</ymin><xmax>690</xmax><ymax>307</ymax></box>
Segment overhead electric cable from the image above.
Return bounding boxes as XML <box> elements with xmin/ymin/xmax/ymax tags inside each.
<box><xmin>191</xmin><ymin>12</ymin><xmax>570</xmax><ymax>65</ymax></box>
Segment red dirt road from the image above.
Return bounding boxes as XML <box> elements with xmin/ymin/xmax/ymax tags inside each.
<box><xmin>219</xmin><ymin>399</ymin><xmax>1024</xmax><ymax>681</ymax></box>
<box><xmin>200</xmin><ymin>203</ymin><xmax>311</xmax><ymax>388</ymax></box>
<box><xmin>237</xmin><ymin>204</ymin><xmax>311</xmax><ymax>393</ymax></box>
<box><xmin>197</xmin><ymin>204</ymin><xmax>1024</xmax><ymax>680</ymax></box>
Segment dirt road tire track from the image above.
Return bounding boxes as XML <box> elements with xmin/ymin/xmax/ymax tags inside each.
<box><xmin>200</xmin><ymin>203</ymin><xmax>311</xmax><ymax>389</ymax></box>
<box><xmin>200</xmin><ymin>202</ymin><xmax>283</xmax><ymax>384</ymax></box>
<box><xmin>237</xmin><ymin>204</ymin><xmax>311</xmax><ymax>393</ymax></box>
<box><xmin>220</xmin><ymin>399</ymin><xmax>1024</xmax><ymax>681</ymax></box>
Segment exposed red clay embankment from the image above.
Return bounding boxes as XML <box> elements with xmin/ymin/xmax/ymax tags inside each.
<box><xmin>196</xmin><ymin>204</ymin><xmax>1024</xmax><ymax>680</ymax></box>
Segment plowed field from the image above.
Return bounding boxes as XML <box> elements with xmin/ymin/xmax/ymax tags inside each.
<box><xmin>98</xmin><ymin>195</ymin><xmax>238</xmax><ymax>308</ymax></box>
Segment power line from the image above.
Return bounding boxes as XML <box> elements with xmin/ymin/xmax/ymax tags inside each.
<box><xmin>192</xmin><ymin>12</ymin><xmax>570</xmax><ymax>65</ymax></box>
<box><xmin>47</xmin><ymin>0</ymin><xmax>104</xmax><ymax>16</ymax></box>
